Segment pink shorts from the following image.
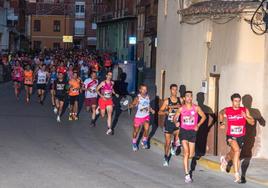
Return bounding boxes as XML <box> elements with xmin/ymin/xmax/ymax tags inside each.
<box><xmin>134</xmin><ymin>116</ymin><xmax>150</xmax><ymax>127</ymax></box>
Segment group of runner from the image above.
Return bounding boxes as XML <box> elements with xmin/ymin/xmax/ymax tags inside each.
<box><xmin>8</xmin><ymin>50</ymin><xmax>255</xmax><ymax>184</ymax></box>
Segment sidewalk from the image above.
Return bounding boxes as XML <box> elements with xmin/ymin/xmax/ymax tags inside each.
<box><xmin>149</xmin><ymin>127</ymin><xmax>268</xmax><ymax>186</ymax></box>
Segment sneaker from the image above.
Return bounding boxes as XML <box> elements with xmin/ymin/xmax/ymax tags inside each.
<box><xmin>89</xmin><ymin>121</ymin><xmax>96</xmax><ymax>128</ymax></box>
<box><xmin>57</xmin><ymin>115</ymin><xmax>61</xmax><ymax>123</ymax></box>
<box><xmin>239</xmin><ymin>176</ymin><xmax>246</xmax><ymax>184</ymax></box>
<box><xmin>234</xmin><ymin>172</ymin><xmax>241</xmax><ymax>183</ymax></box>
<box><xmin>106</xmin><ymin>128</ymin><xmax>113</xmax><ymax>135</ymax></box>
<box><xmin>163</xmin><ymin>157</ymin><xmax>169</xmax><ymax>167</ymax></box>
<box><xmin>185</xmin><ymin>174</ymin><xmax>192</xmax><ymax>183</ymax></box>
<box><xmin>141</xmin><ymin>140</ymin><xmax>149</xmax><ymax>149</ymax></box>
<box><xmin>132</xmin><ymin>143</ymin><xmax>138</xmax><ymax>152</ymax></box>
<box><xmin>68</xmin><ymin>114</ymin><xmax>73</xmax><ymax>121</ymax></box>
<box><xmin>170</xmin><ymin>145</ymin><xmax>176</xmax><ymax>156</ymax></box>
<box><xmin>226</xmin><ymin>160</ymin><xmax>233</xmax><ymax>173</ymax></box>
<box><xmin>74</xmin><ymin>116</ymin><xmax>78</xmax><ymax>121</ymax></box>
<box><xmin>53</xmin><ymin>107</ymin><xmax>58</xmax><ymax>114</ymax></box>
<box><xmin>220</xmin><ymin>156</ymin><xmax>227</xmax><ymax>172</ymax></box>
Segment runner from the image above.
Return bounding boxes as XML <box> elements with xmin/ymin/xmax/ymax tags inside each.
<box><xmin>23</xmin><ymin>64</ymin><xmax>34</xmax><ymax>103</ymax></box>
<box><xmin>36</xmin><ymin>64</ymin><xmax>50</xmax><ymax>105</ymax></box>
<box><xmin>49</xmin><ymin>65</ymin><xmax>57</xmax><ymax>113</ymax></box>
<box><xmin>173</xmin><ymin>91</ymin><xmax>206</xmax><ymax>183</ymax></box>
<box><xmin>96</xmin><ymin>71</ymin><xmax>119</xmax><ymax>135</ymax></box>
<box><xmin>83</xmin><ymin>71</ymin><xmax>98</xmax><ymax>127</ymax></box>
<box><xmin>11</xmin><ymin>60</ymin><xmax>24</xmax><ymax>100</ymax></box>
<box><xmin>54</xmin><ymin>72</ymin><xmax>68</xmax><ymax>122</ymax></box>
<box><xmin>158</xmin><ymin>84</ymin><xmax>181</xmax><ymax>166</ymax></box>
<box><xmin>219</xmin><ymin>93</ymin><xmax>254</xmax><ymax>183</ymax></box>
<box><xmin>129</xmin><ymin>84</ymin><xmax>155</xmax><ymax>151</ymax></box>
<box><xmin>68</xmin><ymin>70</ymin><xmax>82</xmax><ymax>121</ymax></box>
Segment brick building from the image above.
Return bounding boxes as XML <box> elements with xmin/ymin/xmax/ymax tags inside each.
<box><xmin>26</xmin><ymin>0</ymin><xmax>96</xmax><ymax>50</ymax></box>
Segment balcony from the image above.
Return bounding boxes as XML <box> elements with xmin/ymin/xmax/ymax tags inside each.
<box><xmin>178</xmin><ymin>0</ymin><xmax>260</xmax><ymax>24</ymax></box>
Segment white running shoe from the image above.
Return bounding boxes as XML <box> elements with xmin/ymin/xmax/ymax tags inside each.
<box><xmin>106</xmin><ymin>128</ymin><xmax>113</xmax><ymax>135</ymax></box>
<box><xmin>53</xmin><ymin>107</ymin><xmax>58</xmax><ymax>114</ymax></box>
<box><xmin>163</xmin><ymin>158</ymin><xmax>169</xmax><ymax>167</ymax></box>
<box><xmin>234</xmin><ymin>172</ymin><xmax>241</xmax><ymax>183</ymax></box>
<box><xmin>57</xmin><ymin>115</ymin><xmax>61</xmax><ymax>123</ymax></box>
<box><xmin>185</xmin><ymin>174</ymin><xmax>192</xmax><ymax>183</ymax></box>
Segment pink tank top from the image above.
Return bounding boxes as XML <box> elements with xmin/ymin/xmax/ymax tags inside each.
<box><xmin>180</xmin><ymin>104</ymin><xmax>198</xmax><ymax>130</ymax></box>
<box><xmin>101</xmin><ymin>81</ymin><xmax>113</xmax><ymax>99</ymax></box>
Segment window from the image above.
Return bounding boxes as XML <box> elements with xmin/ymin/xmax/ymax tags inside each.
<box><xmin>34</xmin><ymin>20</ymin><xmax>41</xmax><ymax>32</ymax></box>
<box><xmin>75</xmin><ymin>20</ymin><xmax>85</xmax><ymax>35</ymax></box>
<box><xmin>75</xmin><ymin>2</ymin><xmax>85</xmax><ymax>17</ymax></box>
<box><xmin>53</xmin><ymin>20</ymin><xmax>61</xmax><ymax>32</ymax></box>
<box><xmin>33</xmin><ymin>41</ymin><xmax>41</xmax><ymax>49</ymax></box>
<box><xmin>53</xmin><ymin>42</ymin><xmax>60</xmax><ymax>49</ymax></box>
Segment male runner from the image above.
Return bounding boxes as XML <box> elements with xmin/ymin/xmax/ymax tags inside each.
<box><xmin>158</xmin><ymin>84</ymin><xmax>181</xmax><ymax>166</ymax></box>
<box><xmin>173</xmin><ymin>91</ymin><xmax>206</xmax><ymax>183</ymax></box>
<box><xmin>83</xmin><ymin>71</ymin><xmax>98</xmax><ymax>127</ymax></box>
<box><xmin>54</xmin><ymin>72</ymin><xmax>68</xmax><ymax>122</ymax></box>
<box><xmin>219</xmin><ymin>93</ymin><xmax>254</xmax><ymax>183</ymax></box>
<box><xmin>36</xmin><ymin>64</ymin><xmax>50</xmax><ymax>105</ymax></box>
<box><xmin>129</xmin><ymin>84</ymin><xmax>155</xmax><ymax>151</ymax></box>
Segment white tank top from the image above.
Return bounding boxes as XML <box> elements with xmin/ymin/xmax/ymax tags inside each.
<box><xmin>135</xmin><ymin>94</ymin><xmax>150</xmax><ymax>118</ymax></box>
<box><xmin>37</xmin><ymin>70</ymin><xmax>47</xmax><ymax>84</ymax></box>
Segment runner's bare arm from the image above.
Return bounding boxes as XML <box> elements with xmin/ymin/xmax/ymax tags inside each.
<box><xmin>245</xmin><ymin>108</ymin><xmax>255</xmax><ymax>126</ymax></box>
<box><xmin>197</xmin><ymin>106</ymin><xmax>206</xmax><ymax>128</ymax></box>
<box><xmin>173</xmin><ymin>107</ymin><xmax>182</xmax><ymax>123</ymax></box>
<box><xmin>219</xmin><ymin>109</ymin><xmax>226</xmax><ymax>129</ymax></box>
<box><xmin>129</xmin><ymin>97</ymin><xmax>139</xmax><ymax>109</ymax></box>
<box><xmin>158</xmin><ymin>99</ymin><xmax>169</xmax><ymax>116</ymax></box>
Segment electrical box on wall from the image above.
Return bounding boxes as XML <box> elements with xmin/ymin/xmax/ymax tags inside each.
<box><xmin>201</xmin><ymin>80</ymin><xmax>208</xmax><ymax>94</ymax></box>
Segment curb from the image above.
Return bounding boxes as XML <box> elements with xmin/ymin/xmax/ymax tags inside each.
<box><xmin>150</xmin><ymin>137</ymin><xmax>268</xmax><ymax>187</ymax></box>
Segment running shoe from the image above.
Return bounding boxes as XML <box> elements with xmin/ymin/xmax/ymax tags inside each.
<box><xmin>57</xmin><ymin>115</ymin><xmax>61</xmax><ymax>123</ymax></box>
<box><xmin>106</xmin><ymin>128</ymin><xmax>113</xmax><ymax>135</ymax></box>
<box><xmin>239</xmin><ymin>176</ymin><xmax>246</xmax><ymax>184</ymax></box>
<box><xmin>163</xmin><ymin>156</ymin><xmax>169</xmax><ymax>167</ymax></box>
<box><xmin>170</xmin><ymin>144</ymin><xmax>176</xmax><ymax>156</ymax></box>
<box><xmin>141</xmin><ymin>140</ymin><xmax>149</xmax><ymax>149</ymax></box>
<box><xmin>132</xmin><ymin>143</ymin><xmax>138</xmax><ymax>152</ymax></box>
<box><xmin>53</xmin><ymin>107</ymin><xmax>58</xmax><ymax>114</ymax></box>
<box><xmin>234</xmin><ymin>172</ymin><xmax>241</xmax><ymax>183</ymax></box>
<box><xmin>68</xmin><ymin>114</ymin><xmax>73</xmax><ymax>121</ymax></box>
<box><xmin>220</xmin><ymin>156</ymin><xmax>227</xmax><ymax>172</ymax></box>
<box><xmin>185</xmin><ymin>174</ymin><xmax>193</xmax><ymax>183</ymax></box>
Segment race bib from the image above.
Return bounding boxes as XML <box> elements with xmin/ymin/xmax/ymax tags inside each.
<box><xmin>104</xmin><ymin>91</ymin><xmax>112</xmax><ymax>98</ymax></box>
<box><xmin>182</xmin><ymin>116</ymin><xmax>195</xmax><ymax>126</ymax></box>
<box><xmin>38</xmin><ymin>78</ymin><xmax>45</xmax><ymax>83</ymax></box>
<box><xmin>230</xmin><ymin>125</ymin><xmax>243</xmax><ymax>135</ymax></box>
<box><xmin>168</xmin><ymin>112</ymin><xmax>175</xmax><ymax>121</ymax></box>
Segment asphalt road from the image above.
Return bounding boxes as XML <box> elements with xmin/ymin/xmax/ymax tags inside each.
<box><xmin>0</xmin><ymin>83</ymin><xmax>265</xmax><ymax>188</ymax></box>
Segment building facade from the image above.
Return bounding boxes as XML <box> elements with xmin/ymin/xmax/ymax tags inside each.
<box><xmin>136</xmin><ymin>0</ymin><xmax>157</xmax><ymax>68</ymax></box>
<box><xmin>26</xmin><ymin>0</ymin><xmax>96</xmax><ymax>50</ymax></box>
<box><xmin>156</xmin><ymin>0</ymin><xmax>268</xmax><ymax>158</ymax></box>
<box><xmin>0</xmin><ymin>0</ymin><xmax>26</xmax><ymax>52</ymax></box>
<box><xmin>95</xmin><ymin>0</ymin><xmax>137</xmax><ymax>61</ymax></box>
